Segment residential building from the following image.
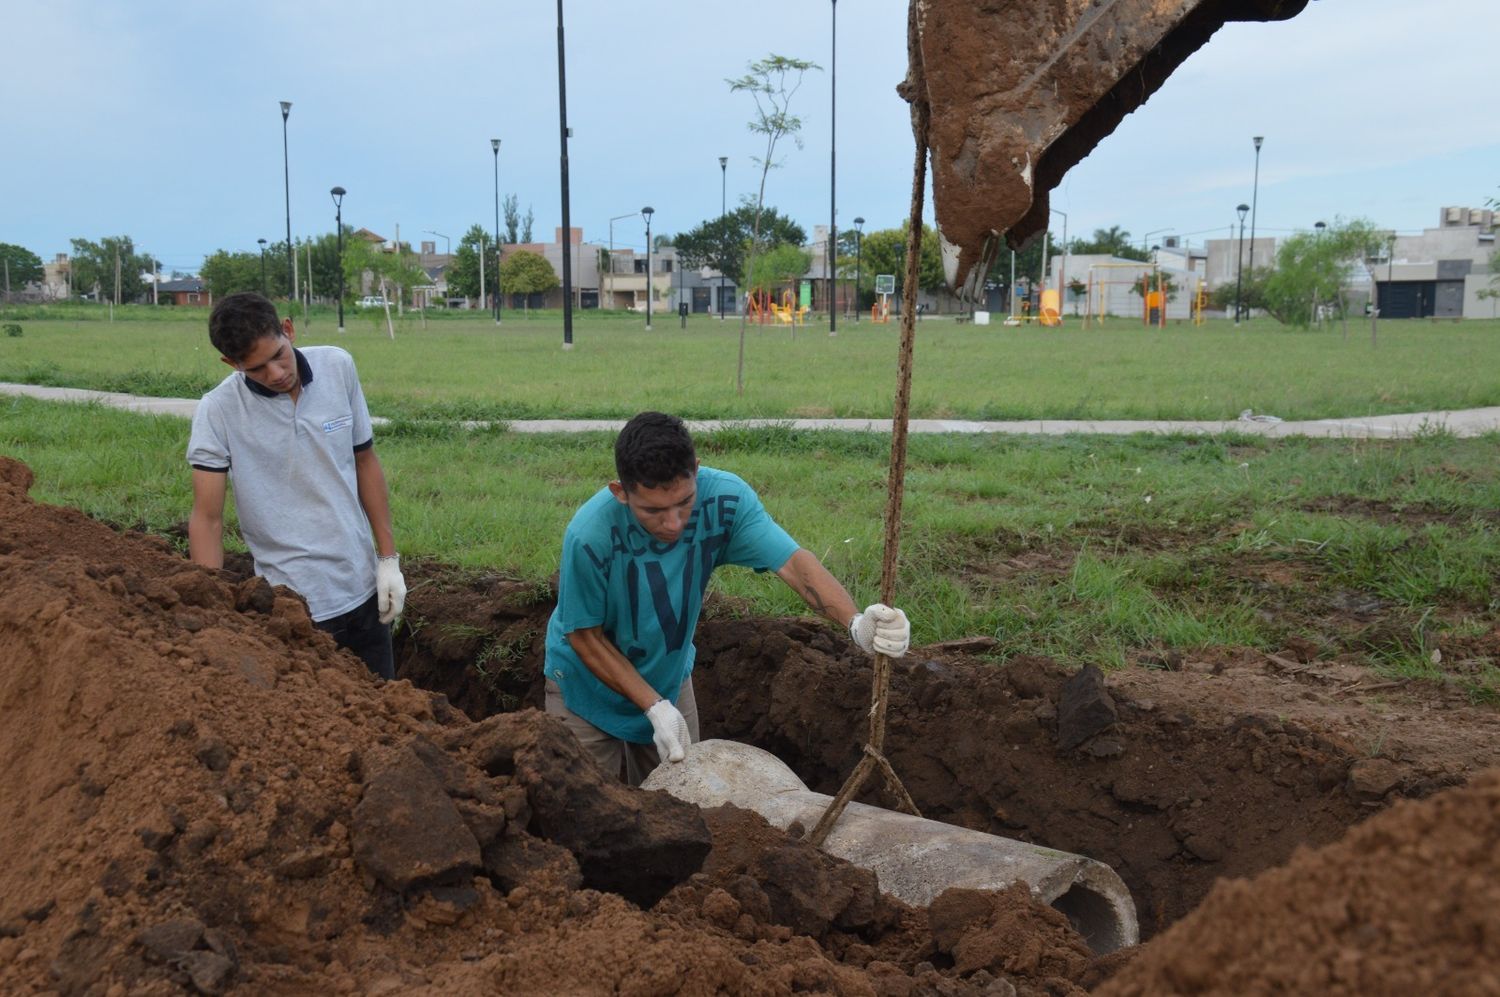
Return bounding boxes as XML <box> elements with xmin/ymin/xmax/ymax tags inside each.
<box><xmin>157</xmin><ymin>278</ymin><xmax>210</xmax><ymax>307</ymax></box>
<box><xmin>1376</xmin><ymin>207</ymin><xmax>1497</xmax><ymax>319</ymax></box>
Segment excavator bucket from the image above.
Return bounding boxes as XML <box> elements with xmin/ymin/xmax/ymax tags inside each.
<box><xmin>914</xmin><ymin>0</ymin><xmax>1311</xmax><ymax>299</ymax></box>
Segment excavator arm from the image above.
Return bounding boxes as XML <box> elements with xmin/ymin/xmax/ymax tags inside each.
<box><xmin>911</xmin><ymin>0</ymin><xmax>1311</xmax><ymax>298</ymax></box>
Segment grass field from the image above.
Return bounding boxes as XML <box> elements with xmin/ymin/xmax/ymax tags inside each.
<box><xmin>2</xmin><ymin>306</ymin><xmax>1498</xmax><ymax>421</ymax></box>
<box><xmin>4</xmin><ymin>394</ymin><xmax>1497</xmax><ymax>699</ymax></box>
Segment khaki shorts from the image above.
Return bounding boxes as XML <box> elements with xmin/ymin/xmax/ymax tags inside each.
<box><xmin>544</xmin><ymin>675</ymin><xmax>701</xmax><ymax>786</ymax></box>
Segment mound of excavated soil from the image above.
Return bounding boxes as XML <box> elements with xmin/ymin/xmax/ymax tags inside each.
<box><xmin>1096</xmin><ymin>768</ymin><xmax>1500</xmax><ymax>995</ymax></box>
<box><xmin>0</xmin><ymin>455</ymin><xmax>1107</xmax><ymax>996</ymax></box>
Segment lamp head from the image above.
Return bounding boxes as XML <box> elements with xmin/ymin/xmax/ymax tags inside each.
<box><xmin>718</xmin><ymin>156</ymin><xmax>727</xmax><ymax>169</ymax></box>
<box><xmin>853</xmin><ymin>216</ymin><xmax>864</xmax><ymax>231</ymax></box>
<box><xmin>280</xmin><ymin>100</ymin><xmax>292</xmax><ymax>119</ymax></box>
<box><xmin>1314</xmin><ymin>221</ymin><xmax>1326</xmax><ymax>233</ymax></box>
<box><xmin>1237</xmin><ymin>204</ymin><xmax>1250</xmax><ymax>222</ymax></box>
<box><xmin>1253</xmin><ymin>135</ymin><xmax>1263</xmax><ymax>150</ymax></box>
<box><xmin>641</xmin><ymin>206</ymin><xmax>654</xmax><ymax>224</ymax></box>
<box><xmin>491</xmin><ymin>138</ymin><xmax>501</xmax><ymax>154</ymax></box>
<box><xmin>258</xmin><ymin>238</ymin><xmax>267</xmax><ymax>247</ymax></box>
<box><xmin>330</xmin><ymin>186</ymin><xmax>345</xmax><ymax>209</ymax></box>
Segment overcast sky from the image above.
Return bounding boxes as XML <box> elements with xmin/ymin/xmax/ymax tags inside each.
<box><xmin>6</xmin><ymin>0</ymin><xmax>1495</xmax><ymax>274</ymax></box>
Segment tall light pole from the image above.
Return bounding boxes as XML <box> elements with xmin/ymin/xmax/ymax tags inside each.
<box><xmin>718</xmin><ymin>156</ymin><xmax>728</xmax><ymax>320</ymax></box>
<box><xmin>257</xmin><ymin>238</ymin><xmax>268</xmax><ymax>295</ymax></box>
<box><xmin>1313</xmin><ymin>220</ymin><xmax>1326</xmax><ymax>326</ymax></box>
<box><xmin>1141</xmin><ymin>227</ymin><xmax>1169</xmax><ymax>254</ymax></box>
<box><xmin>556</xmin><ymin>0</ymin><xmax>574</xmax><ymax>348</ymax></box>
<box><xmin>852</xmin><ymin>216</ymin><xmax>864</xmax><ymax>323</ymax></box>
<box><xmin>828</xmin><ymin>0</ymin><xmax>838</xmax><ymax>335</ymax></box>
<box><xmin>492</xmin><ymin>138</ymin><xmax>503</xmax><ymax>325</ymax></box>
<box><xmin>330</xmin><ymin>187</ymin><xmax>346</xmax><ymax>333</ymax></box>
<box><xmin>280</xmin><ymin>101</ymin><xmax>293</xmax><ymax>298</ymax></box>
<box><xmin>1247</xmin><ymin>136</ymin><xmax>1264</xmax><ymax>290</ymax></box>
<box><xmin>608</xmin><ymin>211</ymin><xmax>635</xmax><ymax>312</ymax></box>
<box><xmin>641</xmin><ymin>206</ymin><xmax>655</xmax><ymax>330</ymax></box>
<box><xmin>1051</xmin><ymin>208</ymin><xmax>1068</xmax><ymax>319</ymax></box>
<box><xmin>1233</xmin><ymin>202</ymin><xmax>1249</xmax><ymax>327</ymax></box>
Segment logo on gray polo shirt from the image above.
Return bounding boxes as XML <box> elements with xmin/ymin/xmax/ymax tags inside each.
<box><xmin>322</xmin><ymin>415</ymin><xmax>353</xmax><ymax>434</ymax></box>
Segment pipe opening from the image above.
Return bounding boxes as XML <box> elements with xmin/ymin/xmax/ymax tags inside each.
<box><xmin>1051</xmin><ymin>883</ymin><xmax>1127</xmax><ymax>955</ymax></box>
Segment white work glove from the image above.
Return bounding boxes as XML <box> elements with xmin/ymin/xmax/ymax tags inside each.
<box><xmin>646</xmin><ymin>698</ymin><xmax>692</xmax><ymax>763</ymax></box>
<box><xmin>849</xmin><ymin>603</ymin><xmax>911</xmax><ymax>658</ymax></box>
<box><xmin>376</xmin><ymin>554</ymin><xmax>407</xmax><ymax>625</ymax></box>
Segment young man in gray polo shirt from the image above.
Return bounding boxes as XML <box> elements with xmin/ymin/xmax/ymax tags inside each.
<box><xmin>187</xmin><ymin>292</ymin><xmax>406</xmax><ymax>679</ymax></box>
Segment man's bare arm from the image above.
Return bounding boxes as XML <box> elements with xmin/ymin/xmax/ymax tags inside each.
<box><xmin>775</xmin><ymin>548</ymin><xmax>859</xmax><ymax>629</ymax></box>
<box><xmin>188</xmin><ymin>469</ymin><xmax>228</xmax><ymax>569</ymax></box>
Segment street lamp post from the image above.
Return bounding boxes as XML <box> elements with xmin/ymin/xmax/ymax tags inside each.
<box><xmin>641</xmin><ymin>206</ymin><xmax>655</xmax><ymax>330</ymax></box>
<box><xmin>257</xmin><ymin>239</ymin><xmax>268</xmax><ymax>295</ymax></box>
<box><xmin>718</xmin><ymin>156</ymin><xmax>728</xmax><ymax>320</ymax></box>
<box><xmin>1233</xmin><ymin>202</ymin><xmax>1249</xmax><ymax>327</ymax></box>
<box><xmin>492</xmin><ymin>138</ymin><xmax>502</xmax><ymax>325</ymax></box>
<box><xmin>330</xmin><ymin>187</ymin><xmax>346</xmax><ymax>332</ymax></box>
<box><xmin>852</xmin><ymin>216</ymin><xmax>864</xmax><ymax>323</ymax></box>
<box><xmin>280</xmin><ymin>101</ymin><xmax>293</xmax><ymax>297</ymax></box>
<box><xmin>1313</xmin><ymin>220</ymin><xmax>1326</xmax><ymax>326</ymax></box>
<box><xmin>829</xmin><ymin>0</ymin><xmax>837</xmax><ymax>336</ymax></box>
<box><xmin>556</xmin><ymin>0</ymin><xmax>573</xmax><ymax>347</ymax></box>
<box><xmin>1051</xmin><ymin>208</ymin><xmax>1068</xmax><ymax>319</ymax></box>
<box><xmin>1247</xmin><ymin>135</ymin><xmax>1264</xmax><ymax>290</ymax></box>
<box><xmin>607</xmin><ymin>212</ymin><xmax>635</xmax><ymax>312</ymax></box>
<box><xmin>423</xmin><ymin>230</ymin><xmax>450</xmax><ymax>256</ymax></box>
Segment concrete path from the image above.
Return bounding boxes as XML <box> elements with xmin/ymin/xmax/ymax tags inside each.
<box><xmin>5</xmin><ymin>382</ymin><xmax>1500</xmax><ymax>439</ymax></box>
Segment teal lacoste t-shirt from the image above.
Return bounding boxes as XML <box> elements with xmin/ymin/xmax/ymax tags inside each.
<box><xmin>544</xmin><ymin>467</ymin><xmax>799</xmax><ymax>742</ymax></box>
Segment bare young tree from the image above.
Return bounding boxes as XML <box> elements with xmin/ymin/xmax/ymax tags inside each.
<box><xmin>728</xmin><ymin>53</ymin><xmax>820</xmax><ymax>394</ymax></box>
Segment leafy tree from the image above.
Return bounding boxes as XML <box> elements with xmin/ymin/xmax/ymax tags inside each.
<box><xmin>1479</xmin><ymin>249</ymin><xmax>1500</xmax><ymax>303</ymax></box>
<box><xmin>728</xmin><ymin>52</ymin><xmax>819</xmax><ymax>393</ymax></box>
<box><xmin>745</xmin><ymin>244</ymin><xmax>811</xmax><ymax>291</ymax></box>
<box><xmin>674</xmin><ymin>204</ymin><xmax>807</xmax><ymax>285</ymax></box>
<box><xmin>1259</xmin><ymin>230</ymin><xmax>1347</xmax><ymax>328</ymax></box>
<box><xmin>340</xmin><ymin>237</ymin><xmax>427</xmax><ymax>338</ymax></box>
<box><xmin>855</xmin><ymin>223</ymin><xmax>945</xmax><ymax>297</ymax></box>
<box><xmin>446</xmin><ymin>224</ymin><xmax>498</xmax><ymax>302</ymax></box>
<box><xmin>69</xmin><ymin>235</ymin><xmax>159</xmax><ymax>304</ymax></box>
<box><xmin>1130</xmin><ymin>271</ymin><xmax>1179</xmax><ymax>302</ymax></box>
<box><xmin>1069</xmin><ymin>225</ymin><xmax>1149</xmax><ymax>261</ymax></box>
<box><xmin>498</xmin><ymin>250</ymin><xmax>559</xmax><ymax>316</ymax></box>
<box><xmin>521</xmin><ymin>205</ymin><xmax>534</xmax><ymax>244</ymax></box>
<box><xmin>0</xmin><ymin>243</ymin><xmax>44</xmax><ymax>297</ymax></box>
<box><xmin>502</xmin><ymin>195</ymin><xmax>520</xmax><ymax>244</ymax></box>
<box><xmin>200</xmin><ymin>250</ymin><xmax>264</xmax><ymax>298</ymax></box>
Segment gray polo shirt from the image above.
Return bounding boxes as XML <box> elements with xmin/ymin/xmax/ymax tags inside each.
<box><xmin>187</xmin><ymin>345</ymin><xmax>378</xmax><ymax>622</ymax></box>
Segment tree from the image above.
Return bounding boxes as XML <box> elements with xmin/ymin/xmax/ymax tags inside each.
<box><xmin>1069</xmin><ymin>225</ymin><xmax>1149</xmax><ymax>261</ymax></box>
<box><xmin>674</xmin><ymin>204</ymin><xmax>807</xmax><ymax>285</ymax></box>
<box><xmin>1259</xmin><ymin>230</ymin><xmax>1347</xmax><ymax>328</ymax></box>
<box><xmin>340</xmin><ymin>237</ymin><xmax>427</xmax><ymax>338</ymax></box>
<box><xmin>1479</xmin><ymin>249</ymin><xmax>1500</xmax><ymax>304</ymax></box>
<box><xmin>502</xmin><ymin>195</ymin><xmax>520</xmax><ymax>244</ymax></box>
<box><xmin>521</xmin><ymin>205</ymin><xmax>534</xmax><ymax>244</ymax></box>
<box><xmin>446</xmin><ymin>224</ymin><xmax>498</xmax><ymax>302</ymax></box>
<box><xmin>0</xmin><ymin>243</ymin><xmax>44</xmax><ymax>298</ymax></box>
<box><xmin>745</xmin><ymin>244</ymin><xmax>811</xmax><ymax>292</ymax></box>
<box><xmin>728</xmin><ymin>53</ymin><xmax>819</xmax><ymax>394</ymax></box>
<box><xmin>69</xmin><ymin>235</ymin><xmax>159</xmax><ymax>304</ymax></box>
<box><xmin>200</xmin><ymin>250</ymin><xmax>264</xmax><ymax>298</ymax></box>
<box><xmin>498</xmin><ymin>250</ymin><xmax>559</xmax><ymax>316</ymax></box>
<box><xmin>856</xmin><ymin>223</ymin><xmax>945</xmax><ymax>298</ymax></box>
<box><xmin>1130</xmin><ymin>271</ymin><xmax>1179</xmax><ymax>302</ymax></box>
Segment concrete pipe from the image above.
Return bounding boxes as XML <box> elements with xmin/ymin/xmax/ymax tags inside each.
<box><xmin>643</xmin><ymin>739</ymin><xmax>1138</xmax><ymax>954</ymax></box>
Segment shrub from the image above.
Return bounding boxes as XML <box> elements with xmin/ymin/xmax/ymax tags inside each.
<box><xmin>3</xmin><ymin>323</ymin><xmax>22</xmax><ymax>337</ymax></box>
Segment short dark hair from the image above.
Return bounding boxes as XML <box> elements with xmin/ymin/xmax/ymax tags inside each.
<box><xmin>615</xmin><ymin>411</ymin><xmax>696</xmax><ymax>490</ymax></box>
<box><xmin>208</xmin><ymin>292</ymin><xmax>282</xmax><ymax>362</ymax></box>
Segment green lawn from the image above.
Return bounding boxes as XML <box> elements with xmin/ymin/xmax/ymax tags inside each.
<box><xmin>4</xmin><ymin>396</ymin><xmax>1497</xmax><ymax>699</ymax></box>
<box><xmin>3</xmin><ymin>306</ymin><xmax>1498</xmax><ymax>421</ymax></box>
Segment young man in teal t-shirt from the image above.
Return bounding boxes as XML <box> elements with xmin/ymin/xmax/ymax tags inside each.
<box><xmin>544</xmin><ymin>411</ymin><xmax>911</xmax><ymax>784</ymax></box>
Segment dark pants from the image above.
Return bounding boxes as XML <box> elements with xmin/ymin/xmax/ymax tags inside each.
<box><xmin>315</xmin><ymin>593</ymin><xmax>394</xmax><ymax>680</ymax></box>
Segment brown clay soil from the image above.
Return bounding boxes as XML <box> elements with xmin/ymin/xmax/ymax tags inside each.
<box><xmin>3</xmin><ymin>453</ymin><xmax>1500</xmax><ymax>995</ymax></box>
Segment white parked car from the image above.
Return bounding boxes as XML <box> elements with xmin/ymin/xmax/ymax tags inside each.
<box><xmin>358</xmin><ymin>295</ymin><xmax>388</xmax><ymax>308</ymax></box>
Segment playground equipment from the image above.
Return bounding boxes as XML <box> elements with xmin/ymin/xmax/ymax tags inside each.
<box><xmin>746</xmin><ymin>288</ymin><xmax>811</xmax><ymax>326</ymax></box>
<box><xmin>645</xmin><ymin>740</ymin><xmax>1139</xmax><ymax>955</ymax></box>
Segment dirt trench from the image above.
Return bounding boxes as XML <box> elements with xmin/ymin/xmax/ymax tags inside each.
<box><xmin>394</xmin><ymin>564</ymin><xmax>1500</xmax><ymax>941</ymax></box>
